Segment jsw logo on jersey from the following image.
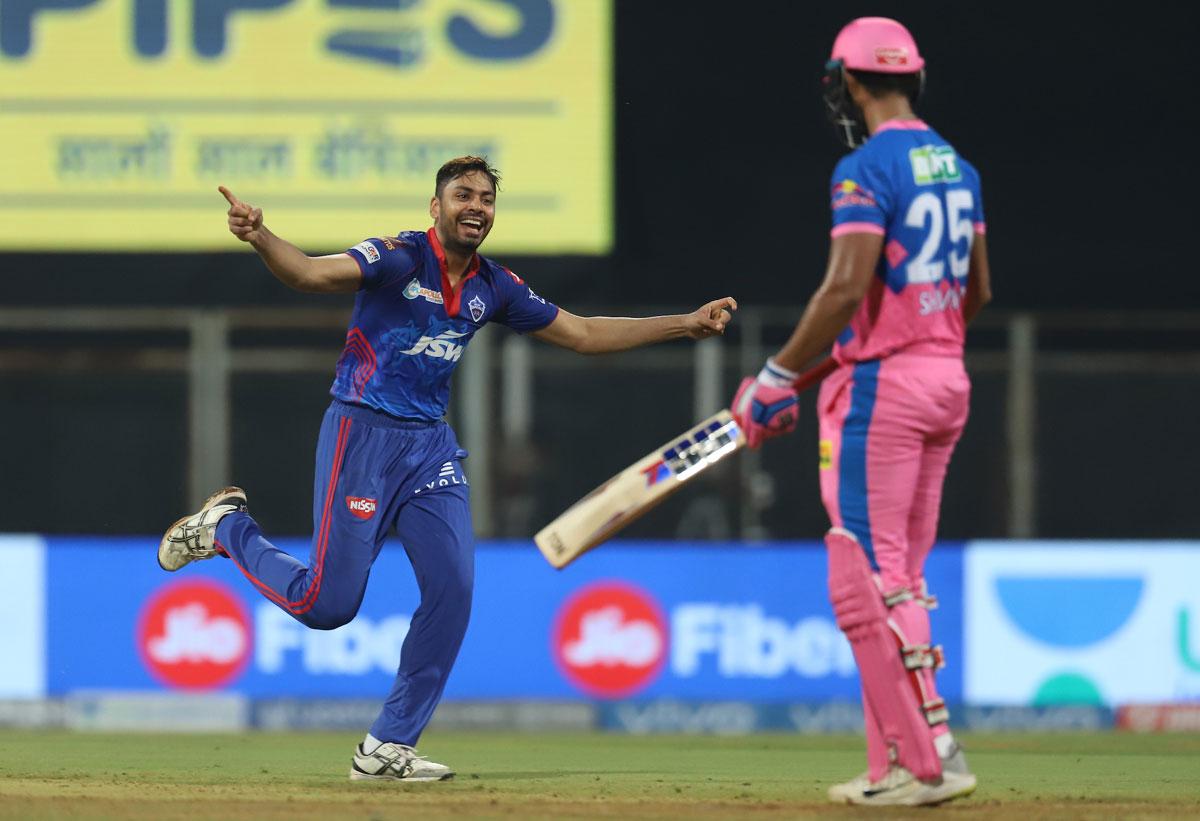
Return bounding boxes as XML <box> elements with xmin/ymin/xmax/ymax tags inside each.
<box><xmin>400</xmin><ymin>329</ymin><xmax>468</xmax><ymax>362</ymax></box>
<box><xmin>256</xmin><ymin>605</ymin><xmax>411</xmax><ymax>676</ymax></box>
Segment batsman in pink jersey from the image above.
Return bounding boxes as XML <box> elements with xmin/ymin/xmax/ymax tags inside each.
<box><xmin>731</xmin><ymin>17</ymin><xmax>992</xmax><ymax>808</ymax></box>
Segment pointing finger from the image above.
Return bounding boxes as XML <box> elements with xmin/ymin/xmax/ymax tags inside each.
<box><xmin>218</xmin><ymin>185</ymin><xmax>240</xmax><ymax>208</ymax></box>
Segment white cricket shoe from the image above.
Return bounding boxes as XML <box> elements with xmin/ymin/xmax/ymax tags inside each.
<box><xmin>836</xmin><ymin>765</ymin><xmax>976</xmax><ymax>807</ymax></box>
<box><xmin>940</xmin><ymin>740</ymin><xmax>975</xmax><ymax>780</ymax></box>
<box><xmin>158</xmin><ymin>486</ymin><xmax>247</xmax><ymax>572</ymax></box>
<box><xmin>829</xmin><ymin>741</ymin><xmax>977</xmax><ymax>803</ymax></box>
<box><xmin>827</xmin><ymin>770</ymin><xmax>870</xmax><ymax>802</ymax></box>
<box><xmin>349</xmin><ymin>742</ymin><xmax>454</xmax><ymax>782</ymax></box>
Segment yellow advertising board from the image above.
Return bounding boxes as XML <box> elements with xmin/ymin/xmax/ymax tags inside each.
<box><xmin>0</xmin><ymin>0</ymin><xmax>611</xmax><ymax>252</ymax></box>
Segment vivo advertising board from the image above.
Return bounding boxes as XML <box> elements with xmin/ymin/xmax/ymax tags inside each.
<box><xmin>964</xmin><ymin>542</ymin><xmax>1200</xmax><ymax>706</ymax></box>
<box><xmin>36</xmin><ymin>538</ymin><xmax>965</xmax><ymax>702</ymax></box>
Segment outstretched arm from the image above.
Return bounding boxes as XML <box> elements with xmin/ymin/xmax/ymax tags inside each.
<box><xmin>531</xmin><ymin>297</ymin><xmax>737</xmax><ymax>355</ymax></box>
<box><xmin>220</xmin><ymin>186</ymin><xmax>361</xmax><ymax>294</ymax></box>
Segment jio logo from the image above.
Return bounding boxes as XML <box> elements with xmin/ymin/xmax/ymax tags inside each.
<box><xmin>553</xmin><ymin>581</ymin><xmax>667</xmax><ymax>698</ymax></box>
<box><xmin>138</xmin><ymin>579</ymin><xmax>252</xmax><ymax>690</ymax></box>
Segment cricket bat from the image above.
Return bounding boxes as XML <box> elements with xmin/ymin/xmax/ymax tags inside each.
<box><xmin>534</xmin><ymin>357</ymin><xmax>838</xmax><ymax>568</ymax></box>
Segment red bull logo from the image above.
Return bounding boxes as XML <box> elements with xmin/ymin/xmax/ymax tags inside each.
<box><xmin>553</xmin><ymin>582</ymin><xmax>667</xmax><ymax>698</ymax></box>
<box><xmin>138</xmin><ymin>579</ymin><xmax>251</xmax><ymax>690</ymax></box>
<box><xmin>831</xmin><ymin>179</ymin><xmax>878</xmax><ymax>209</ymax></box>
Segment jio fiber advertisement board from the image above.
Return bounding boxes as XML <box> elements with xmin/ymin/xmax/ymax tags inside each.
<box><xmin>27</xmin><ymin>538</ymin><xmax>964</xmax><ymax>703</ymax></box>
<box><xmin>0</xmin><ymin>0</ymin><xmax>611</xmax><ymax>253</ymax></box>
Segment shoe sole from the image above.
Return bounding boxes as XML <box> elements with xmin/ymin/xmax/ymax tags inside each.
<box><xmin>349</xmin><ymin>769</ymin><xmax>454</xmax><ymax>782</ymax></box>
<box><xmin>157</xmin><ymin>486</ymin><xmax>247</xmax><ymax>572</ymax></box>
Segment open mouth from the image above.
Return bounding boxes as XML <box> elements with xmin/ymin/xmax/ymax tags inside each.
<box><xmin>459</xmin><ymin>218</ymin><xmax>484</xmax><ymax>236</ymax></box>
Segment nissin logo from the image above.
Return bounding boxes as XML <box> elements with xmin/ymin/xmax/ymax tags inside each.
<box><xmin>553</xmin><ymin>582</ymin><xmax>667</xmax><ymax>698</ymax></box>
<box><xmin>346</xmin><ymin>496</ymin><xmax>377</xmax><ymax>520</ymax></box>
<box><xmin>0</xmin><ymin>1</ymin><xmax>556</xmax><ymax>63</ymax></box>
<box><xmin>138</xmin><ymin>579</ymin><xmax>251</xmax><ymax>690</ymax></box>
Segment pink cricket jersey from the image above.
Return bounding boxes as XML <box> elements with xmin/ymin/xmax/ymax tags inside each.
<box><xmin>828</xmin><ymin>119</ymin><xmax>985</xmax><ymax>364</ymax></box>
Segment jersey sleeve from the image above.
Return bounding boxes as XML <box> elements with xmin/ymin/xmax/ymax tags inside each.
<box><xmin>344</xmin><ymin>237</ymin><xmax>419</xmax><ymax>290</ymax></box>
<box><xmin>829</xmin><ymin>153</ymin><xmax>893</xmax><ymax>238</ymax></box>
<box><xmin>491</xmin><ymin>266</ymin><xmax>560</xmax><ymax>333</ymax></box>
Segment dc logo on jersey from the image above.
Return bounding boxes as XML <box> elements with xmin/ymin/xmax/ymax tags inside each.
<box><xmin>553</xmin><ymin>582</ymin><xmax>668</xmax><ymax>698</ymax></box>
<box><xmin>346</xmin><ymin>496</ymin><xmax>377</xmax><ymax>520</ymax></box>
<box><xmin>528</xmin><ymin>287</ymin><xmax>546</xmax><ymax>305</ymax></box>
<box><xmin>468</xmin><ymin>295</ymin><xmax>487</xmax><ymax>322</ymax></box>
<box><xmin>138</xmin><ymin>579</ymin><xmax>252</xmax><ymax>690</ymax></box>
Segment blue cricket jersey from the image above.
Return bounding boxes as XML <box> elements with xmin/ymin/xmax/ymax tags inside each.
<box><xmin>828</xmin><ymin>119</ymin><xmax>986</xmax><ymax>362</ymax></box>
<box><xmin>335</xmin><ymin>227</ymin><xmax>560</xmax><ymax>421</ymax></box>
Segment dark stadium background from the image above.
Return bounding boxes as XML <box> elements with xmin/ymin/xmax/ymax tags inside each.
<box><xmin>4</xmin><ymin>2</ymin><xmax>1196</xmax><ymax>538</ymax></box>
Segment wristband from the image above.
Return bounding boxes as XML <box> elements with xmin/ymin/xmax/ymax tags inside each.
<box><xmin>757</xmin><ymin>357</ymin><xmax>799</xmax><ymax>389</ymax></box>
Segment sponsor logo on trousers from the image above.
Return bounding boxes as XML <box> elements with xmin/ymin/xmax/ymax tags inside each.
<box><xmin>346</xmin><ymin>496</ymin><xmax>377</xmax><ymax>520</ymax></box>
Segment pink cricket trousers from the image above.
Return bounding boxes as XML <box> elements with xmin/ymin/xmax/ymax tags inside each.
<box><xmin>818</xmin><ymin>353</ymin><xmax>969</xmax><ymax>589</ymax></box>
<box><xmin>818</xmin><ymin>352</ymin><xmax>969</xmax><ymax>757</ymax></box>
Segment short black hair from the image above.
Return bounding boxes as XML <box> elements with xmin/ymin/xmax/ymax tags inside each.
<box><xmin>848</xmin><ymin>69</ymin><xmax>922</xmax><ymax>102</ymax></box>
<box><xmin>435</xmin><ymin>156</ymin><xmax>501</xmax><ymax>198</ymax></box>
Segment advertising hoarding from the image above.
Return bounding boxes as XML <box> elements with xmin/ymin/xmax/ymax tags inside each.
<box><xmin>0</xmin><ymin>0</ymin><xmax>611</xmax><ymax>253</ymax></box>
<box><xmin>37</xmin><ymin>538</ymin><xmax>964</xmax><ymax>702</ymax></box>
<box><xmin>964</xmin><ymin>542</ymin><xmax>1200</xmax><ymax>706</ymax></box>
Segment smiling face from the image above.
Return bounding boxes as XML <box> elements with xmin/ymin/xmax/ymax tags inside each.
<box><xmin>430</xmin><ymin>170</ymin><xmax>496</xmax><ymax>256</ymax></box>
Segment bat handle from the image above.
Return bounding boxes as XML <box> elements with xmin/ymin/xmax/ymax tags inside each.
<box><xmin>792</xmin><ymin>357</ymin><xmax>838</xmax><ymax>392</ymax></box>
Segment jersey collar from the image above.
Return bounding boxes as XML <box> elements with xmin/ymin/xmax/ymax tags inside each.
<box><xmin>873</xmin><ymin>118</ymin><xmax>930</xmax><ymax>134</ymax></box>
<box><xmin>427</xmin><ymin>226</ymin><xmax>481</xmax><ymax>319</ymax></box>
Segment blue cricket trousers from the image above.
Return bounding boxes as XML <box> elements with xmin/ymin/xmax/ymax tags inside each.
<box><xmin>214</xmin><ymin>399</ymin><xmax>474</xmax><ymax>745</ymax></box>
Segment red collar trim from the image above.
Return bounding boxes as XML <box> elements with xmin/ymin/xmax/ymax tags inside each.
<box><xmin>427</xmin><ymin>226</ymin><xmax>481</xmax><ymax>318</ymax></box>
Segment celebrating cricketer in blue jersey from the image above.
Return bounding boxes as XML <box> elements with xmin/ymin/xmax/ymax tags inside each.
<box><xmin>158</xmin><ymin>156</ymin><xmax>737</xmax><ymax>782</ymax></box>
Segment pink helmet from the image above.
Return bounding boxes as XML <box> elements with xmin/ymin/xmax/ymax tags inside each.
<box><xmin>830</xmin><ymin>17</ymin><xmax>924</xmax><ymax>74</ymax></box>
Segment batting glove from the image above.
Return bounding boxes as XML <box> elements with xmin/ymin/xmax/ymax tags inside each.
<box><xmin>731</xmin><ymin>358</ymin><xmax>800</xmax><ymax>450</ymax></box>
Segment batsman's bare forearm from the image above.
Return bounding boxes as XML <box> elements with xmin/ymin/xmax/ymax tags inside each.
<box><xmin>771</xmin><ymin>232</ymin><xmax>878</xmax><ymax>372</ymax></box>
<box><xmin>963</xmin><ymin>233</ymin><xmax>992</xmax><ymax>325</ymax></box>
<box><xmin>772</xmin><ymin>283</ymin><xmax>860</xmax><ymax>373</ymax></box>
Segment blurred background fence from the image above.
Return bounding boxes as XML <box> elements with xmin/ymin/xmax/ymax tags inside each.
<box><xmin>3</xmin><ymin>306</ymin><xmax>1196</xmax><ymax>541</ymax></box>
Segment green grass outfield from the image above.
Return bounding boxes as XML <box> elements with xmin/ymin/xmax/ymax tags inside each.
<box><xmin>1</xmin><ymin>730</ymin><xmax>1198</xmax><ymax>819</ymax></box>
